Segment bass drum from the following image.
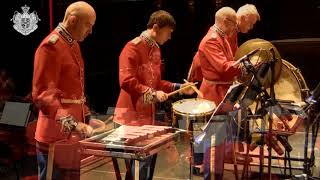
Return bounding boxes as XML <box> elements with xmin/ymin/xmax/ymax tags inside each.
<box><xmin>250</xmin><ymin>59</ymin><xmax>310</xmax><ymax>135</ymax></box>
<box><xmin>272</xmin><ymin>59</ymin><xmax>309</xmax><ymax>104</ymax></box>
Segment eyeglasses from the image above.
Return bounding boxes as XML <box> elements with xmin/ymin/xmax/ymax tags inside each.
<box><xmin>225</xmin><ymin>18</ymin><xmax>237</xmax><ymax>27</ymax></box>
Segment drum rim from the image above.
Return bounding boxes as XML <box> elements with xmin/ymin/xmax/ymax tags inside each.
<box><xmin>276</xmin><ymin>59</ymin><xmax>310</xmax><ymax>101</ymax></box>
<box><xmin>172</xmin><ymin>98</ymin><xmax>216</xmax><ymax>116</ymax></box>
<box><xmin>172</xmin><ymin>109</ymin><xmax>215</xmax><ymax>117</ymax></box>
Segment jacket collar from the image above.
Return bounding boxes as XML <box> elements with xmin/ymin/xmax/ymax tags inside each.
<box><xmin>212</xmin><ymin>24</ymin><xmax>226</xmax><ymax>38</ymax></box>
<box><xmin>55</xmin><ymin>23</ymin><xmax>74</xmax><ymax>44</ymax></box>
<box><xmin>140</xmin><ymin>31</ymin><xmax>159</xmax><ymax>48</ymax></box>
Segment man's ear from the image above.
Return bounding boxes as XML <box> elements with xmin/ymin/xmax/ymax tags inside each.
<box><xmin>152</xmin><ymin>24</ymin><xmax>160</xmax><ymax>31</ymax></box>
<box><xmin>68</xmin><ymin>15</ymin><xmax>78</xmax><ymax>25</ymax></box>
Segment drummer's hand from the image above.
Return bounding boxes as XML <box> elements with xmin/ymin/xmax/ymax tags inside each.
<box><xmin>154</xmin><ymin>91</ymin><xmax>168</xmax><ymax>102</ymax></box>
<box><xmin>233</xmin><ymin>103</ymin><xmax>241</xmax><ymax>110</ymax></box>
<box><xmin>75</xmin><ymin>122</ymin><xmax>93</xmax><ymax>138</ymax></box>
<box><xmin>89</xmin><ymin>118</ymin><xmax>106</xmax><ymax>129</ymax></box>
<box><xmin>180</xmin><ymin>82</ymin><xmax>195</xmax><ymax>95</ymax></box>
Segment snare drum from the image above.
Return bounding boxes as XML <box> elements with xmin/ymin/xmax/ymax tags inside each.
<box><xmin>172</xmin><ymin>98</ymin><xmax>216</xmax><ymax>131</ymax></box>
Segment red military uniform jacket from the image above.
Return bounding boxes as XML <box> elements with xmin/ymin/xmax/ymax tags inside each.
<box><xmin>187</xmin><ymin>53</ymin><xmax>203</xmax><ymax>82</ymax></box>
<box><xmin>187</xmin><ymin>31</ymin><xmax>238</xmax><ymax>84</ymax></box>
<box><xmin>227</xmin><ymin>32</ymin><xmax>238</xmax><ymax>56</ymax></box>
<box><xmin>32</xmin><ymin>24</ymin><xmax>89</xmax><ymax>144</ymax></box>
<box><xmin>114</xmin><ymin>31</ymin><xmax>175</xmax><ymax>126</ymax></box>
<box><xmin>197</xmin><ymin>25</ymin><xmax>240</xmax><ymax>105</ymax></box>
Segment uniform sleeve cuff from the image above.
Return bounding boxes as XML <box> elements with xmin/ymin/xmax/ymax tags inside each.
<box><xmin>174</xmin><ymin>83</ymin><xmax>181</xmax><ymax>90</ymax></box>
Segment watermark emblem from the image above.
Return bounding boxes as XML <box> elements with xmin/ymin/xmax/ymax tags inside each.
<box><xmin>11</xmin><ymin>5</ymin><xmax>40</xmax><ymax>36</ymax></box>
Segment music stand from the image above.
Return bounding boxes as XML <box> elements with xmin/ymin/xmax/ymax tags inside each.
<box><xmin>302</xmin><ymin>83</ymin><xmax>320</xmax><ymax>178</ymax></box>
<box><xmin>194</xmin><ymin>83</ymin><xmax>246</xmax><ymax>180</ymax></box>
<box><xmin>0</xmin><ymin>101</ymin><xmax>32</xmax><ymax>127</ymax></box>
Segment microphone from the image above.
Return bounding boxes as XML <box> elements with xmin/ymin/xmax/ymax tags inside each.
<box><xmin>242</xmin><ymin>62</ymin><xmax>271</xmax><ymax>106</ymax></box>
<box><xmin>306</xmin><ymin>81</ymin><xmax>320</xmax><ymax>104</ymax></box>
<box><xmin>233</xmin><ymin>48</ymin><xmax>261</xmax><ymax>66</ymax></box>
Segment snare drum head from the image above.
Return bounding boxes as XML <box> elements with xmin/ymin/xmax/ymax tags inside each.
<box><xmin>172</xmin><ymin>98</ymin><xmax>216</xmax><ymax>116</ymax></box>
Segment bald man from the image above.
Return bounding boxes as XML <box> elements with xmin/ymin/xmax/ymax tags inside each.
<box><xmin>32</xmin><ymin>1</ymin><xmax>96</xmax><ymax>179</ymax></box>
<box><xmin>190</xmin><ymin>7</ymin><xmax>242</xmax><ymax>179</ymax></box>
<box><xmin>196</xmin><ymin>7</ymin><xmax>239</xmax><ymax>105</ymax></box>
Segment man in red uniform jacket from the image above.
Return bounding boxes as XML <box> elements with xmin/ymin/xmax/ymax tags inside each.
<box><xmin>197</xmin><ymin>7</ymin><xmax>239</xmax><ymax>105</ymax></box>
<box><xmin>191</xmin><ymin>7</ymin><xmax>239</xmax><ymax>180</ymax></box>
<box><xmin>187</xmin><ymin>4</ymin><xmax>260</xmax><ymax>92</ymax></box>
<box><xmin>195</xmin><ymin>6</ymin><xmax>259</xmax><ymax>179</ymax></box>
<box><xmin>114</xmin><ymin>10</ymin><xmax>192</xmax><ymax>126</ymax></box>
<box><xmin>32</xmin><ymin>2</ymin><xmax>96</xmax><ymax>179</ymax></box>
<box><xmin>114</xmin><ymin>10</ymin><xmax>193</xmax><ymax>179</ymax></box>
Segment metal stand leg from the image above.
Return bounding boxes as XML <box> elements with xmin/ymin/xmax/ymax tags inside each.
<box><xmin>190</xmin><ymin>135</ymin><xmax>194</xmax><ymax>180</ymax></box>
<box><xmin>259</xmin><ymin>144</ymin><xmax>264</xmax><ymax>180</ymax></box>
<box><xmin>148</xmin><ymin>155</ymin><xmax>157</xmax><ymax>180</ymax></box>
<box><xmin>304</xmin><ymin>116</ymin><xmax>311</xmax><ymax>175</ymax></box>
<box><xmin>124</xmin><ymin>159</ymin><xmax>133</xmax><ymax>180</ymax></box>
<box><xmin>310</xmin><ymin>120</ymin><xmax>319</xmax><ymax>168</ymax></box>
<box><xmin>112</xmin><ymin>158</ymin><xmax>122</xmax><ymax>180</ymax></box>
<box><xmin>287</xmin><ymin>150</ymin><xmax>292</xmax><ymax>177</ymax></box>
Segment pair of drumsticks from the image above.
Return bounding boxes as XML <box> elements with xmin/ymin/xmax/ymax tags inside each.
<box><xmin>167</xmin><ymin>79</ymin><xmax>204</xmax><ymax>98</ymax></box>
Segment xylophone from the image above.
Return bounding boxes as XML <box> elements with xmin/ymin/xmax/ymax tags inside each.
<box><xmin>99</xmin><ymin>125</ymin><xmax>172</xmax><ymax>146</ymax></box>
<box><xmin>80</xmin><ymin>125</ymin><xmax>179</xmax><ymax>158</ymax></box>
<box><xmin>79</xmin><ymin>125</ymin><xmax>181</xmax><ymax>180</ymax></box>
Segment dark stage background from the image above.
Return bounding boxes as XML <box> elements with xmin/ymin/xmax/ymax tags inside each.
<box><xmin>2</xmin><ymin>0</ymin><xmax>320</xmax><ymax>113</ymax></box>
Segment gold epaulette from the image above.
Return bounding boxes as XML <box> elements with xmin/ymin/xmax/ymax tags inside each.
<box><xmin>48</xmin><ymin>34</ymin><xmax>59</xmax><ymax>45</ymax></box>
<box><xmin>131</xmin><ymin>37</ymin><xmax>141</xmax><ymax>45</ymax></box>
<box><xmin>211</xmin><ymin>32</ymin><xmax>218</xmax><ymax>39</ymax></box>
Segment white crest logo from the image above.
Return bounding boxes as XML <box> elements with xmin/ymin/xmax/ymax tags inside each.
<box><xmin>11</xmin><ymin>5</ymin><xmax>41</xmax><ymax>36</ymax></box>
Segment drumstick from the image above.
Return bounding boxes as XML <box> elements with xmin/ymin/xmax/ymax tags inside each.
<box><xmin>167</xmin><ymin>82</ymin><xmax>198</xmax><ymax>97</ymax></box>
<box><xmin>183</xmin><ymin>79</ymin><xmax>204</xmax><ymax>98</ymax></box>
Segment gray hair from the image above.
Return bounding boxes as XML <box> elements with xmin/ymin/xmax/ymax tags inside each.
<box><xmin>237</xmin><ymin>4</ymin><xmax>260</xmax><ymax>21</ymax></box>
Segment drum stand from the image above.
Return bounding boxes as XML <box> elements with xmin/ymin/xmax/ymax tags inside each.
<box><xmin>189</xmin><ymin>123</ymin><xmax>195</xmax><ymax>180</ymax></box>
<box><xmin>240</xmin><ymin>51</ymin><xmax>288</xmax><ymax>179</ymax></box>
<box><xmin>302</xmin><ymin>99</ymin><xmax>320</xmax><ymax>178</ymax></box>
<box><xmin>185</xmin><ymin>117</ymin><xmax>195</xmax><ymax>180</ymax></box>
<box><xmin>172</xmin><ymin>113</ymin><xmax>195</xmax><ymax>180</ymax></box>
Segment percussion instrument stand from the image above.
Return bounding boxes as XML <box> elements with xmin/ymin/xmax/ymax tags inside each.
<box><xmin>283</xmin><ymin>136</ymin><xmax>293</xmax><ymax>177</ymax></box>
<box><xmin>266</xmin><ymin>54</ymin><xmax>277</xmax><ymax>179</ymax></box>
<box><xmin>241</xmin><ymin>108</ymin><xmax>256</xmax><ymax>180</ymax></box>
<box><xmin>187</xmin><ymin>117</ymin><xmax>195</xmax><ymax>180</ymax></box>
<box><xmin>303</xmin><ymin>103</ymin><xmax>315</xmax><ymax>175</ymax></box>
<box><xmin>310</xmin><ymin>112</ymin><xmax>320</xmax><ymax>171</ymax></box>
<box><xmin>190</xmin><ymin>132</ymin><xmax>195</xmax><ymax>180</ymax></box>
<box><xmin>241</xmin><ymin>51</ymin><xmax>278</xmax><ymax>179</ymax></box>
<box><xmin>255</xmin><ymin>50</ymin><xmax>278</xmax><ymax>180</ymax></box>
<box><xmin>303</xmin><ymin>102</ymin><xmax>320</xmax><ymax>177</ymax></box>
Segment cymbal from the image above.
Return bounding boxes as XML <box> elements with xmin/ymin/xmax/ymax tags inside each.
<box><xmin>234</xmin><ymin>38</ymin><xmax>282</xmax><ymax>88</ymax></box>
